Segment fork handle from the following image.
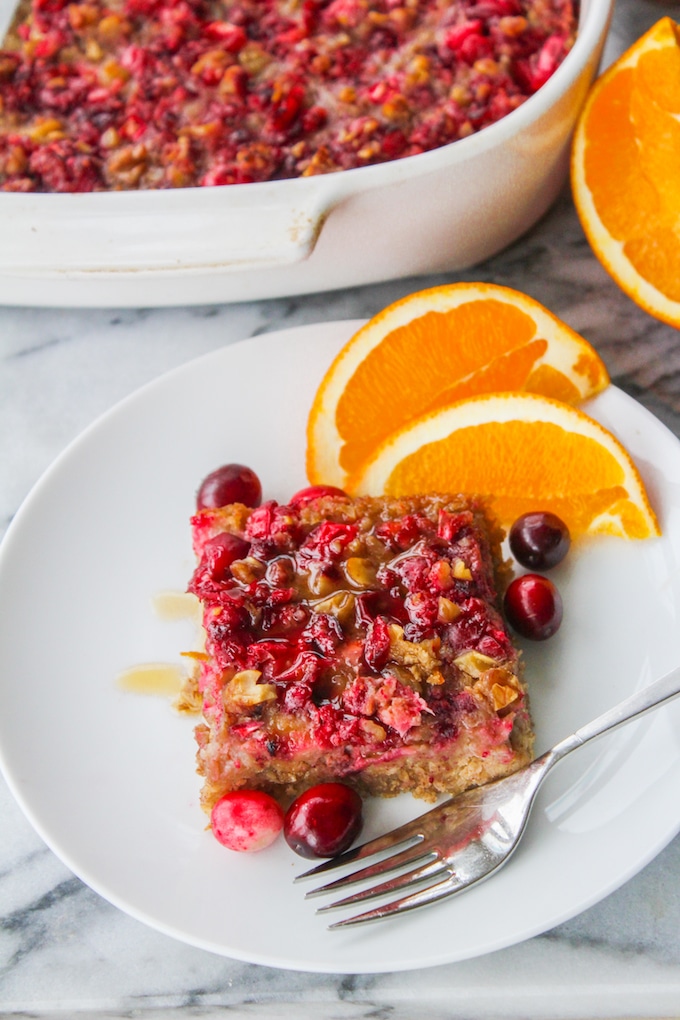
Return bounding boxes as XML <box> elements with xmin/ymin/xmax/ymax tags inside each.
<box><xmin>550</xmin><ymin>662</ymin><xmax>680</xmax><ymax>762</ymax></box>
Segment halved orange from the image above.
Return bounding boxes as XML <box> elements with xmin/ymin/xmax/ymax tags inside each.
<box><xmin>351</xmin><ymin>392</ymin><xmax>660</xmax><ymax>540</ymax></box>
<box><xmin>306</xmin><ymin>283</ymin><xmax>609</xmax><ymax>490</ymax></box>
<box><xmin>572</xmin><ymin>17</ymin><xmax>680</xmax><ymax>326</ymax></box>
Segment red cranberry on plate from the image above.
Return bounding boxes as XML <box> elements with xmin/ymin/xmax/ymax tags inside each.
<box><xmin>289</xmin><ymin>485</ymin><xmax>349</xmax><ymax>507</ymax></box>
<box><xmin>211</xmin><ymin>790</ymin><xmax>284</xmax><ymax>852</ymax></box>
<box><xmin>196</xmin><ymin>464</ymin><xmax>262</xmax><ymax>510</ymax></box>
<box><xmin>284</xmin><ymin>783</ymin><xmax>363</xmax><ymax>858</ymax></box>
<box><xmin>504</xmin><ymin>573</ymin><xmax>563</xmax><ymax>641</ymax></box>
<box><xmin>509</xmin><ymin>511</ymin><xmax>571</xmax><ymax>570</ymax></box>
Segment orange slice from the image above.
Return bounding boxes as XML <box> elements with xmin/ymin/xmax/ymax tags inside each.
<box><xmin>306</xmin><ymin>283</ymin><xmax>609</xmax><ymax>490</ymax></box>
<box><xmin>351</xmin><ymin>392</ymin><xmax>660</xmax><ymax>540</ymax></box>
<box><xmin>571</xmin><ymin>17</ymin><xmax>680</xmax><ymax>326</ymax></box>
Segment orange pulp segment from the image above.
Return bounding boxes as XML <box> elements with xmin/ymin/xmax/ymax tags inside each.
<box><xmin>306</xmin><ymin>283</ymin><xmax>609</xmax><ymax>490</ymax></box>
<box><xmin>351</xmin><ymin>392</ymin><xmax>660</xmax><ymax>540</ymax></box>
<box><xmin>571</xmin><ymin>17</ymin><xmax>680</xmax><ymax>326</ymax></box>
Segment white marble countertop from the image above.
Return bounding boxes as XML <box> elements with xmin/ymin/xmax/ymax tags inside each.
<box><xmin>3</xmin><ymin>1</ymin><xmax>680</xmax><ymax>1016</ymax></box>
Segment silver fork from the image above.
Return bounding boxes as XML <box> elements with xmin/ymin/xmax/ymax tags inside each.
<box><xmin>296</xmin><ymin>662</ymin><xmax>680</xmax><ymax>929</ymax></box>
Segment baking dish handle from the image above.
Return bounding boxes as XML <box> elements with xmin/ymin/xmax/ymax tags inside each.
<box><xmin>0</xmin><ymin>181</ymin><xmax>345</xmax><ymax>274</ymax></box>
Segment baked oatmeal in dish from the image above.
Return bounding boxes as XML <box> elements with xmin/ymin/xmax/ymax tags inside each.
<box><xmin>183</xmin><ymin>492</ymin><xmax>534</xmax><ymax>813</ymax></box>
<box><xmin>0</xmin><ymin>0</ymin><xmax>577</xmax><ymax>192</ymax></box>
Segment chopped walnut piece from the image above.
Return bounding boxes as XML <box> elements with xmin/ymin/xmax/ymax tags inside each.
<box><xmin>405</xmin><ymin>53</ymin><xmax>430</xmax><ymax>90</ymax></box>
<box><xmin>68</xmin><ymin>3</ymin><xmax>99</xmax><ymax>29</ymax></box>
<box><xmin>473</xmin><ymin>667</ymin><xmax>523</xmax><ymax>714</ymax></box>
<box><xmin>97</xmin><ymin>13</ymin><xmax>130</xmax><ymax>41</ymax></box>
<box><xmin>499</xmin><ymin>15</ymin><xmax>529</xmax><ymax>37</ymax></box>
<box><xmin>453</xmin><ymin>650</ymin><xmax>499</xmax><ymax>679</ymax></box>
<box><xmin>174</xmin><ymin>674</ymin><xmax>204</xmax><ymax>714</ymax></box>
<box><xmin>452</xmin><ymin>559</ymin><xmax>473</xmax><ymax>581</ymax></box>
<box><xmin>474</xmin><ymin>57</ymin><xmax>500</xmax><ymax>77</ymax></box>
<box><xmin>182</xmin><ymin>122</ymin><xmax>222</xmax><ymax>141</ymax></box>
<box><xmin>449</xmin><ymin>83</ymin><xmax>471</xmax><ymax>106</ymax></box>
<box><xmin>99</xmin><ymin>59</ymin><xmax>130</xmax><ymax>84</ymax></box>
<box><xmin>307</xmin><ymin>566</ymin><xmax>338</xmax><ymax>596</ymax></box>
<box><xmin>344</xmin><ymin>556</ymin><xmax>377</xmax><ymax>588</ymax></box>
<box><xmin>105</xmin><ymin>143</ymin><xmax>148</xmax><ymax>186</ymax></box>
<box><xmin>226</xmin><ymin>669</ymin><xmax>277</xmax><ymax>707</ymax></box>
<box><xmin>312</xmin><ymin>590</ymin><xmax>356</xmax><ymax>624</ymax></box>
<box><xmin>301</xmin><ymin>145</ymin><xmax>339</xmax><ymax>176</ymax></box>
<box><xmin>29</xmin><ymin>118</ymin><xmax>64</xmax><ymax>142</ymax></box>
<box><xmin>491</xmin><ymin>682</ymin><xmax>520</xmax><ymax>712</ymax></box>
<box><xmin>218</xmin><ymin>64</ymin><xmax>247</xmax><ymax>96</ymax></box>
<box><xmin>437</xmin><ymin>596</ymin><xmax>461</xmax><ymax>623</ymax></box>
<box><xmin>430</xmin><ymin>559</ymin><xmax>454</xmax><ymax>590</ymax></box>
<box><xmin>360</xmin><ymin>718</ymin><xmax>387</xmax><ymax>741</ymax></box>
<box><xmin>85</xmin><ymin>38</ymin><xmax>104</xmax><ymax>61</ymax></box>
<box><xmin>238</xmin><ymin>42</ymin><xmax>271</xmax><ymax>75</ymax></box>
<box><xmin>388</xmin><ymin>622</ymin><xmax>441</xmax><ymax>679</ymax></box>
<box><xmin>100</xmin><ymin>127</ymin><xmax>120</xmax><ymax>149</ymax></box>
<box><xmin>338</xmin><ymin>85</ymin><xmax>356</xmax><ymax>103</ymax></box>
<box><xmin>191</xmin><ymin>48</ymin><xmax>232</xmax><ymax>81</ymax></box>
<box><xmin>230</xmin><ymin>556</ymin><xmax>267</xmax><ymax>584</ymax></box>
<box><xmin>357</xmin><ymin>140</ymin><xmax>380</xmax><ymax>160</ymax></box>
<box><xmin>0</xmin><ymin>57</ymin><xmax>17</xmax><ymax>80</ymax></box>
<box><xmin>382</xmin><ymin>94</ymin><xmax>409</xmax><ymax>121</ymax></box>
<box><xmin>3</xmin><ymin>144</ymin><xmax>28</xmax><ymax>175</ymax></box>
<box><xmin>389</xmin><ymin>7</ymin><xmax>415</xmax><ymax>33</ymax></box>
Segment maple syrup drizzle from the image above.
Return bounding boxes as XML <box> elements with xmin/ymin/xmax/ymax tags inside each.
<box><xmin>151</xmin><ymin>590</ymin><xmax>201</xmax><ymax>622</ymax></box>
<box><xmin>117</xmin><ymin>591</ymin><xmax>202</xmax><ymax>699</ymax></box>
<box><xmin>117</xmin><ymin>663</ymin><xmax>185</xmax><ymax>697</ymax></box>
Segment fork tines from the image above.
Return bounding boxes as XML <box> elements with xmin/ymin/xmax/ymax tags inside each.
<box><xmin>294</xmin><ymin>801</ymin><xmax>464</xmax><ymax>928</ymax></box>
<box><xmin>295</xmin><ymin>815</ymin><xmax>427</xmax><ymax>884</ymax></box>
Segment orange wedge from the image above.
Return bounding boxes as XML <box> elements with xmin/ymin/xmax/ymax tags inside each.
<box><xmin>572</xmin><ymin>17</ymin><xmax>680</xmax><ymax>327</ymax></box>
<box><xmin>306</xmin><ymin>283</ymin><xmax>609</xmax><ymax>490</ymax></box>
<box><xmin>351</xmin><ymin>392</ymin><xmax>660</xmax><ymax>540</ymax></box>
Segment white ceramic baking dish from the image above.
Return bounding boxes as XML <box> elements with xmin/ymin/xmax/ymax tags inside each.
<box><xmin>0</xmin><ymin>0</ymin><xmax>613</xmax><ymax>307</ymax></box>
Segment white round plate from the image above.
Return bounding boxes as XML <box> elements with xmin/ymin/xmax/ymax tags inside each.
<box><xmin>1</xmin><ymin>320</ymin><xmax>680</xmax><ymax>974</ymax></box>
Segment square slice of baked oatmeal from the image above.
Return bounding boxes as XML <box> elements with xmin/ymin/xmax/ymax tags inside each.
<box><xmin>184</xmin><ymin>492</ymin><xmax>533</xmax><ymax>812</ymax></box>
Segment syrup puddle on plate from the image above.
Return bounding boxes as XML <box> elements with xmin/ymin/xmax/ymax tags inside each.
<box><xmin>116</xmin><ymin>591</ymin><xmax>201</xmax><ymax>697</ymax></box>
<box><xmin>117</xmin><ymin>662</ymin><xmax>186</xmax><ymax>697</ymax></box>
<box><xmin>151</xmin><ymin>590</ymin><xmax>201</xmax><ymax>622</ymax></box>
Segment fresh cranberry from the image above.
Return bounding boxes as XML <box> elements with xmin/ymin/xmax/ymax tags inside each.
<box><xmin>289</xmin><ymin>485</ymin><xmax>348</xmax><ymax>507</ymax></box>
<box><xmin>503</xmin><ymin>574</ymin><xmax>563</xmax><ymax>641</ymax></box>
<box><xmin>509</xmin><ymin>512</ymin><xmax>570</xmax><ymax>570</ymax></box>
<box><xmin>196</xmin><ymin>464</ymin><xmax>262</xmax><ymax>510</ymax></box>
<box><xmin>203</xmin><ymin>532</ymin><xmax>250</xmax><ymax>581</ymax></box>
<box><xmin>210</xmin><ymin>790</ymin><xmax>284</xmax><ymax>852</ymax></box>
<box><xmin>296</xmin><ymin>521</ymin><xmax>358</xmax><ymax>568</ymax></box>
<box><xmin>284</xmin><ymin>783</ymin><xmax>363</xmax><ymax>858</ymax></box>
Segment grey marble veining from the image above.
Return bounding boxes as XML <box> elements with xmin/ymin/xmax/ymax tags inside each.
<box><xmin>3</xmin><ymin>1</ymin><xmax>680</xmax><ymax>1016</ymax></box>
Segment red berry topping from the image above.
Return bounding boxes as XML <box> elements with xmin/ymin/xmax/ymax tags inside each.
<box><xmin>203</xmin><ymin>533</ymin><xmax>251</xmax><ymax>581</ymax></box>
<box><xmin>196</xmin><ymin>464</ymin><xmax>262</xmax><ymax>510</ymax></box>
<box><xmin>503</xmin><ymin>573</ymin><xmax>563</xmax><ymax>641</ymax></box>
<box><xmin>289</xmin><ymin>485</ymin><xmax>349</xmax><ymax>507</ymax></box>
<box><xmin>210</xmin><ymin>790</ymin><xmax>284</xmax><ymax>852</ymax></box>
<box><xmin>509</xmin><ymin>512</ymin><xmax>571</xmax><ymax>570</ymax></box>
<box><xmin>284</xmin><ymin>783</ymin><xmax>363</xmax><ymax>858</ymax></box>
